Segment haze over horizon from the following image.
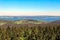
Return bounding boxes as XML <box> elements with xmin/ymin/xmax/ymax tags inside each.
<box><xmin>0</xmin><ymin>0</ymin><xmax>60</xmax><ymax>16</ymax></box>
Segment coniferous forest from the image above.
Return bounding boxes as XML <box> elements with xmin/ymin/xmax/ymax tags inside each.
<box><xmin>0</xmin><ymin>22</ymin><xmax>60</xmax><ymax>40</ymax></box>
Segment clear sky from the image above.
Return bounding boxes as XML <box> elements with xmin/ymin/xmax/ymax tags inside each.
<box><xmin>0</xmin><ymin>0</ymin><xmax>60</xmax><ymax>16</ymax></box>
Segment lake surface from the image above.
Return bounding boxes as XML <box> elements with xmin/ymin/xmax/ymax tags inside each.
<box><xmin>0</xmin><ymin>16</ymin><xmax>60</xmax><ymax>22</ymax></box>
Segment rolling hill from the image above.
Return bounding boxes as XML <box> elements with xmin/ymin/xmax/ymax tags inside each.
<box><xmin>0</xmin><ymin>19</ymin><xmax>47</xmax><ymax>26</ymax></box>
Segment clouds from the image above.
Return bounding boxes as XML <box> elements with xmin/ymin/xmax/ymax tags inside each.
<box><xmin>0</xmin><ymin>11</ymin><xmax>60</xmax><ymax>16</ymax></box>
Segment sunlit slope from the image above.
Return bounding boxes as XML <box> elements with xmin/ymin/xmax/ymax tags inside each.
<box><xmin>0</xmin><ymin>20</ymin><xmax>7</xmax><ymax>25</ymax></box>
<box><xmin>0</xmin><ymin>22</ymin><xmax>6</xmax><ymax>25</ymax></box>
<box><xmin>0</xmin><ymin>20</ymin><xmax>14</xmax><ymax>25</ymax></box>
<box><xmin>0</xmin><ymin>20</ymin><xmax>47</xmax><ymax>26</ymax></box>
<box><xmin>15</xmin><ymin>20</ymin><xmax>47</xmax><ymax>24</ymax></box>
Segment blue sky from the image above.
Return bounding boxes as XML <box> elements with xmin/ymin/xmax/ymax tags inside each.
<box><xmin>0</xmin><ymin>0</ymin><xmax>60</xmax><ymax>16</ymax></box>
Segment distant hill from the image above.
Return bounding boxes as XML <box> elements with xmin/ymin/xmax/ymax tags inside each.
<box><xmin>0</xmin><ymin>20</ymin><xmax>14</xmax><ymax>25</ymax></box>
<box><xmin>50</xmin><ymin>20</ymin><xmax>60</xmax><ymax>24</ymax></box>
<box><xmin>0</xmin><ymin>16</ymin><xmax>60</xmax><ymax>22</ymax></box>
<box><xmin>0</xmin><ymin>19</ymin><xmax>60</xmax><ymax>27</ymax></box>
<box><xmin>14</xmin><ymin>19</ymin><xmax>47</xmax><ymax>24</ymax></box>
<box><xmin>45</xmin><ymin>20</ymin><xmax>60</xmax><ymax>27</ymax></box>
<box><xmin>0</xmin><ymin>19</ymin><xmax>47</xmax><ymax>26</ymax></box>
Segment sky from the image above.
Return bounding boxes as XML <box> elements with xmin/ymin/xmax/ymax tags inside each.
<box><xmin>0</xmin><ymin>0</ymin><xmax>60</xmax><ymax>16</ymax></box>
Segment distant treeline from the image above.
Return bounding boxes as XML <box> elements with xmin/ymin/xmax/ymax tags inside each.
<box><xmin>0</xmin><ymin>24</ymin><xmax>60</xmax><ymax>40</ymax></box>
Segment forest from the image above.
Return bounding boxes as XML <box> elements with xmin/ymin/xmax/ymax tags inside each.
<box><xmin>0</xmin><ymin>23</ymin><xmax>60</xmax><ymax>40</ymax></box>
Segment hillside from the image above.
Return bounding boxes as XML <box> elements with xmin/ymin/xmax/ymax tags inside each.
<box><xmin>50</xmin><ymin>20</ymin><xmax>60</xmax><ymax>24</ymax></box>
<box><xmin>0</xmin><ymin>19</ymin><xmax>46</xmax><ymax>24</ymax></box>
<box><xmin>14</xmin><ymin>19</ymin><xmax>47</xmax><ymax>24</ymax></box>
<box><xmin>0</xmin><ymin>20</ymin><xmax>60</xmax><ymax>27</ymax></box>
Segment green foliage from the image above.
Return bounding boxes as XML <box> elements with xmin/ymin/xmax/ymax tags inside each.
<box><xmin>0</xmin><ymin>24</ymin><xmax>60</xmax><ymax>40</ymax></box>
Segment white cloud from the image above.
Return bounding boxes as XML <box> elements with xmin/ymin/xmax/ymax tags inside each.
<box><xmin>0</xmin><ymin>11</ymin><xmax>60</xmax><ymax>16</ymax></box>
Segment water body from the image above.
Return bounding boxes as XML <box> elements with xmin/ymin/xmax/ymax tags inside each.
<box><xmin>0</xmin><ymin>16</ymin><xmax>60</xmax><ymax>22</ymax></box>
